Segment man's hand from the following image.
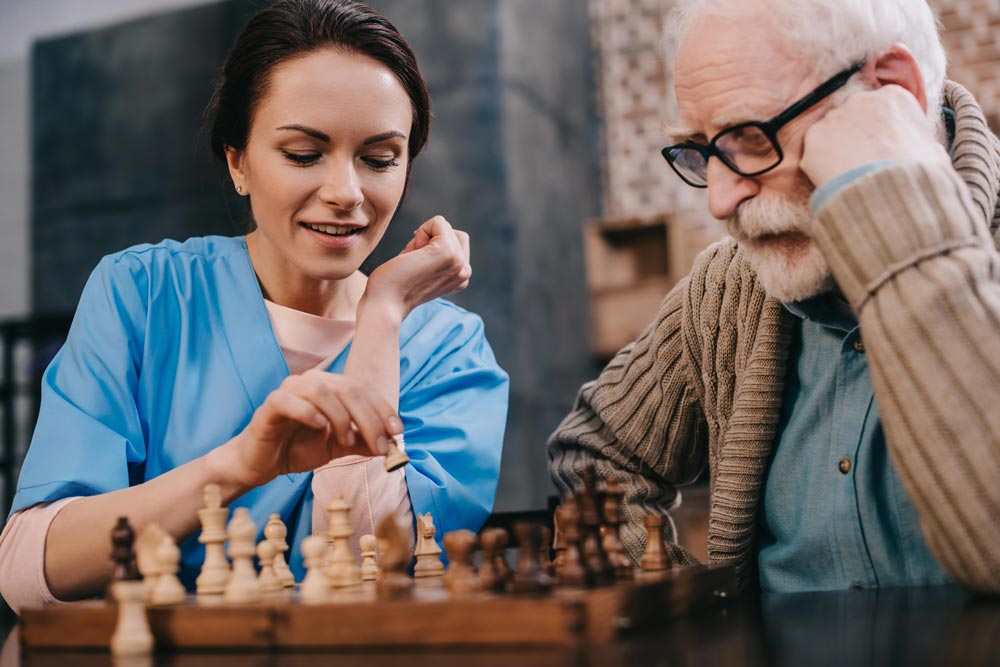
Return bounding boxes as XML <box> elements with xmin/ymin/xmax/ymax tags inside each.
<box><xmin>801</xmin><ymin>84</ymin><xmax>951</xmax><ymax>188</ymax></box>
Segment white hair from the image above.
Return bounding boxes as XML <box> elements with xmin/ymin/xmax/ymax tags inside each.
<box><xmin>666</xmin><ymin>0</ymin><xmax>948</xmax><ymax>108</ymax></box>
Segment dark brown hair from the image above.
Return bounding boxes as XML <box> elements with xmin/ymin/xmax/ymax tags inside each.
<box><xmin>206</xmin><ymin>0</ymin><xmax>430</xmax><ymax>164</ymax></box>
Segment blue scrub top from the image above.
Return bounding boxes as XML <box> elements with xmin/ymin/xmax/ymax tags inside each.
<box><xmin>11</xmin><ymin>236</ymin><xmax>509</xmax><ymax>587</ymax></box>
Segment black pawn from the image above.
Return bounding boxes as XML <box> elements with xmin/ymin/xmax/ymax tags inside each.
<box><xmin>511</xmin><ymin>523</ymin><xmax>551</xmax><ymax>594</ymax></box>
<box><xmin>110</xmin><ymin>516</ymin><xmax>140</xmax><ymax>582</ymax></box>
<box><xmin>579</xmin><ymin>466</ymin><xmax>614</xmax><ymax>585</ymax></box>
<box><xmin>555</xmin><ymin>498</ymin><xmax>587</xmax><ymax>587</ymax></box>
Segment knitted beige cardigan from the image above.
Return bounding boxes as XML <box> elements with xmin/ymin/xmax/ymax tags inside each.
<box><xmin>548</xmin><ymin>81</ymin><xmax>1000</xmax><ymax>592</ymax></box>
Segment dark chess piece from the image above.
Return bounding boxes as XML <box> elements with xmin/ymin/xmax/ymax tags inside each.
<box><xmin>640</xmin><ymin>514</ymin><xmax>670</xmax><ymax>571</ymax></box>
<box><xmin>552</xmin><ymin>512</ymin><xmax>567</xmax><ymax>577</ymax></box>
<box><xmin>577</xmin><ymin>466</ymin><xmax>614</xmax><ymax>585</ymax></box>
<box><xmin>539</xmin><ymin>525</ymin><xmax>555</xmax><ymax>577</ymax></box>
<box><xmin>555</xmin><ymin>499</ymin><xmax>587</xmax><ymax>587</ymax></box>
<box><xmin>602</xmin><ymin>478</ymin><xmax>634</xmax><ymax>579</ymax></box>
<box><xmin>110</xmin><ymin>516</ymin><xmax>140</xmax><ymax>583</ymax></box>
<box><xmin>511</xmin><ymin>523</ymin><xmax>552</xmax><ymax>595</ymax></box>
<box><xmin>492</xmin><ymin>528</ymin><xmax>513</xmax><ymax>588</ymax></box>
<box><xmin>375</xmin><ymin>516</ymin><xmax>415</xmax><ymax>600</ymax></box>
<box><xmin>478</xmin><ymin>528</ymin><xmax>506</xmax><ymax>592</ymax></box>
<box><xmin>443</xmin><ymin>530</ymin><xmax>480</xmax><ymax>595</ymax></box>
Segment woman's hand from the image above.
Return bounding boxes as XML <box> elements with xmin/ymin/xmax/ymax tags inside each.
<box><xmin>363</xmin><ymin>216</ymin><xmax>472</xmax><ymax>321</ymax></box>
<box><xmin>221</xmin><ymin>370</ymin><xmax>403</xmax><ymax>489</ymax></box>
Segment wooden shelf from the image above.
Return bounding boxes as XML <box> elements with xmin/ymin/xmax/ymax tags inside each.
<box><xmin>583</xmin><ymin>213</ymin><xmax>724</xmax><ymax>359</ymax></box>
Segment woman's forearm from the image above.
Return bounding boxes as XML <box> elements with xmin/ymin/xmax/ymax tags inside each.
<box><xmin>344</xmin><ymin>296</ymin><xmax>404</xmax><ymax>412</ymax></box>
<box><xmin>43</xmin><ymin>443</ymin><xmax>249</xmax><ymax>601</ymax></box>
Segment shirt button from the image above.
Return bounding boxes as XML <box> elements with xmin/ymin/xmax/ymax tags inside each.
<box><xmin>853</xmin><ymin>338</ymin><xmax>865</xmax><ymax>353</ymax></box>
<box><xmin>839</xmin><ymin>458</ymin><xmax>852</xmax><ymax>474</ymax></box>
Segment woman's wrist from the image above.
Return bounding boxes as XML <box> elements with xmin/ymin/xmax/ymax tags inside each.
<box><xmin>356</xmin><ymin>291</ymin><xmax>407</xmax><ymax>330</ymax></box>
<box><xmin>202</xmin><ymin>437</ymin><xmax>261</xmax><ymax>502</ymax></box>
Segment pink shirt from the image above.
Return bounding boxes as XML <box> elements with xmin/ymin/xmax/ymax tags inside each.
<box><xmin>0</xmin><ymin>299</ymin><xmax>412</xmax><ymax>611</ymax></box>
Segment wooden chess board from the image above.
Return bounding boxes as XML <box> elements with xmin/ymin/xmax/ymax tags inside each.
<box><xmin>19</xmin><ymin>565</ymin><xmax>736</xmax><ymax>651</ymax></box>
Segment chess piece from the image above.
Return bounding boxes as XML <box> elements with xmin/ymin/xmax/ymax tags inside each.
<box><xmin>383</xmin><ymin>432</ymin><xmax>410</xmax><ymax>471</ymax></box>
<box><xmin>224</xmin><ymin>508</ymin><xmax>261</xmax><ymax>603</ymax></box>
<box><xmin>552</xmin><ymin>509</ymin><xmax>567</xmax><ymax>577</ymax></box>
<box><xmin>257</xmin><ymin>539</ymin><xmax>283</xmax><ymax>593</ymax></box>
<box><xmin>492</xmin><ymin>529</ymin><xmax>513</xmax><ymax>588</ymax></box>
<box><xmin>478</xmin><ymin>528</ymin><xmax>505</xmax><ymax>592</ymax></box>
<box><xmin>512</xmin><ymin>522</ymin><xmax>552</xmax><ymax>594</ymax></box>
<box><xmin>110</xmin><ymin>517</ymin><xmax>140</xmax><ymax>584</ymax></box>
<box><xmin>325</xmin><ymin>495</ymin><xmax>362</xmax><ymax>588</ymax></box>
<box><xmin>555</xmin><ymin>498</ymin><xmax>586</xmax><ymax>587</ymax></box>
<box><xmin>110</xmin><ymin>580</ymin><xmax>154</xmax><ymax>657</ymax></box>
<box><xmin>359</xmin><ymin>534</ymin><xmax>379</xmax><ymax>581</ymax></box>
<box><xmin>640</xmin><ymin>514</ymin><xmax>670</xmax><ymax>571</ymax></box>
<box><xmin>413</xmin><ymin>512</ymin><xmax>445</xmax><ymax>578</ymax></box>
<box><xmin>602</xmin><ymin>478</ymin><xmax>634</xmax><ymax>579</ymax></box>
<box><xmin>300</xmin><ymin>535</ymin><xmax>332</xmax><ymax>602</ymax></box>
<box><xmin>151</xmin><ymin>535</ymin><xmax>186</xmax><ymax>605</ymax></box>
<box><xmin>579</xmin><ymin>465</ymin><xmax>614</xmax><ymax>584</ymax></box>
<box><xmin>442</xmin><ymin>529</ymin><xmax>480</xmax><ymax>595</ymax></box>
<box><xmin>539</xmin><ymin>525</ymin><xmax>555</xmax><ymax>577</ymax></box>
<box><xmin>196</xmin><ymin>483</ymin><xmax>230</xmax><ymax>595</ymax></box>
<box><xmin>264</xmin><ymin>514</ymin><xmax>295</xmax><ymax>588</ymax></box>
<box><xmin>375</xmin><ymin>516</ymin><xmax>414</xmax><ymax>600</ymax></box>
<box><xmin>135</xmin><ymin>524</ymin><xmax>168</xmax><ymax>601</ymax></box>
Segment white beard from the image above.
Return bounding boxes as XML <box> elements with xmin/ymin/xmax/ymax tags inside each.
<box><xmin>726</xmin><ymin>188</ymin><xmax>834</xmax><ymax>303</ymax></box>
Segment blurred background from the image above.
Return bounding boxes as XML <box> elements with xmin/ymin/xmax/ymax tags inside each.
<box><xmin>0</xmin><ymin>0</ymin><xmax>999</xmax><ymax>612</ymax></box>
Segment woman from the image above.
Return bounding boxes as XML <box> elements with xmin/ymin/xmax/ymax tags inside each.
<box><xmin>0</xmin><ymin>0</ymin><xmax>508</xmax><ymax>609</ymax></box>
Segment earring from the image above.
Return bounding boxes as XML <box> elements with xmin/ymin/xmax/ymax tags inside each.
<box><xmin>236</xmin><ymin>185</ymin><xmax>243</xmax><ymax>194</ymax></box>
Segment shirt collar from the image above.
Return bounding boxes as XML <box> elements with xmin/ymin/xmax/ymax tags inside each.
<box><xmin>783</xmin><ymin>291</ymin><xmax>857</xmax><ymax>332</ymax></box>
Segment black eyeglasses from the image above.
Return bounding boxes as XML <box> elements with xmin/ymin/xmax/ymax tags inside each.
<box><xmin>661</xmin><ymin>61</ymin><xmax>866</xmax><ymax>188</ymax></box>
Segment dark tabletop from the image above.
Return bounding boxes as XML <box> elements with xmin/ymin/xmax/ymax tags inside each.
<box><xmin>4</xmin><ymin>585</ymin><xmax>998</xmax><ymax>666</ymax></box>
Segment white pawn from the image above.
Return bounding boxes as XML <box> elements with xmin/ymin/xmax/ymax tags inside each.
<box><xmin>257</xmin><ymin>539</ymin><xmax>283</xmax><ymax>593</ymax></box>
<box><xmin>110</xmin><ymin>580</ymin><xmax>154</xmax><ymax>657</ymax></box>
<box><xmin>151</xmin><ymin>535</ymin><xmax>186</xmax><ymax>605</ymax></box>
<box><xmin>300</xmin><ymin>534</ymin><xmax>331</xmax><ymax>603</ymax></box>
<box><xmin>224</xmin><ymin>508</ymin><xmax>261</xmax><ymax>603</ymax></box>
<box><xmin>196</xmin><ymin>483</ymin><xmax>230</xmax><ymax>595</ymax></box>
<box><xmin>359</xmin><ymin>534</ymin><xmax>379</xmax><ymax>581</ymax></box>
<box><xmin>264</xmin><ymin>514</ymin><xmax>295</xmax><ymax>588</ymax></box>
<box><xmin>135</xmin><ymin>524</ymin><xmax>168</xmax><ymax>602</ymax></box>
<box><xmin>325</xmin><ymin>495</ymin><xmax>362</xmax><ymax>588</ymax></box>
<box><xmin>413</xmin><ymin>512</ymin><xmax>445</xmax><ymax>578</ymax></box>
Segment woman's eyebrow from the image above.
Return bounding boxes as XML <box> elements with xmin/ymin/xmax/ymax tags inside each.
<box><xmin>363</xmin><ymin>131</ymin><xmax>406</xmax><ymax>145</ymax></box>
<box><xmin>276</xmin><ymin>124</ymin><xmax>330</xmax><ymax>142</ymax></box>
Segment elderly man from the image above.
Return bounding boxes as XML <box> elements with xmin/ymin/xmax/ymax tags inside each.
<box><xmin>549</xmin><ymin>0</ymin><xmax>1000</xmax><ymax>593</ymax></box>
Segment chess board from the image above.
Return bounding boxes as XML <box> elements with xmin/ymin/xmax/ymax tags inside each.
<box><xmin>19</xmin><ymin>564</ymin><xmax>736</xmax><ymax>651</ymax></box>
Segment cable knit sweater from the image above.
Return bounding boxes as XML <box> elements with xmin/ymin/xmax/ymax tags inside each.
<box><xmin>548</xmin><ymin>81</ymin><xmax>1000</xmax><ymax>593</ymax></box>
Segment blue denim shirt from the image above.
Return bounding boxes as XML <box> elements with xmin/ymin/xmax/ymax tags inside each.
<box><xmin>757</xmin><ymin>287</ymin><xmax>952</xmax><ymax>593</ymax></box>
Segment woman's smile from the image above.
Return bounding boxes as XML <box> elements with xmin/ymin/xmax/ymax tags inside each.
<box><xmin>300</xmin><ymin>221</ymin><xmax>368</xmax><ymax>249</ymax></box>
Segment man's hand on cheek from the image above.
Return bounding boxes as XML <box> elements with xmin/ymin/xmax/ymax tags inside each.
<box><xmin>800</xmin><ymin>84</ymin><xmax>951</xmax><ymax>189</ymax></box>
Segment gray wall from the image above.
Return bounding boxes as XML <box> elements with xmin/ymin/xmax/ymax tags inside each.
<box><xmin>0</xmin><ymin>0</ymin><xmax>225</xmax><ymax>320</ymax></box>
<box><xmin>0</xmin><ymin>59</ymin><xmax>30</xmax><ymax>320</ymax></box>
<box><xmin>26</xmin><ymin>0</ymin><xmax>601</xmax><ymax>511</ymax></box>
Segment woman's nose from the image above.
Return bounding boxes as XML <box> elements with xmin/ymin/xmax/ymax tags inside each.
<box><xmin>318</xmin><ymin>159</ymin><xmax>363</xmax><ymax>212</ymax></box>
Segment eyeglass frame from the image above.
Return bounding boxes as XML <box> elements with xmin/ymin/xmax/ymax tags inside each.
<box><xmin>661</xmin><ymin>60</ymin><xmax>868</xmax><ymax>188</ymax></box>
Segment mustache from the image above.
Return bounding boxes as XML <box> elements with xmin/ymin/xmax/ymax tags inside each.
<box><xmin>727</xmin><ymin>190</ymin><xmax>814</xmax><ymax>242</ymax></box>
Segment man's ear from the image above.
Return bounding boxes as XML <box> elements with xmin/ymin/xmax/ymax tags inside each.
<box><xmin>861</xmin><ymin>43</ymin><xmax>928</xmax><ymax>112</ymax></box>
<box><xmin>224</xmin><ymin>145</ymin><xmax>248</xmax><ymax>195</ymax></box>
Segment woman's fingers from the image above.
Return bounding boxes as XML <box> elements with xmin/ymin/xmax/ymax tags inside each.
<box><xmin>260</xmin><ymin>388</ymin><xmax>329</xmax><ymax>433</ymax></box>
<box><xmin>291</xmin><ymin>371</ymin><xmax>400</xmax><ymax>455</ymax></box>
<box><xmin>282</xmin><ymin>373</ymin><xmax>355</xmax><ymax>447</ymax></box>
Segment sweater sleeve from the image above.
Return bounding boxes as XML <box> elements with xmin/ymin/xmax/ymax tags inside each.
<box><xmin>809</xmin><ymin>161</ymin><xmax>1000</xmax><ymax>593</ymax></box>
<box><xmin>548</xmin><ymin>273</ymin><xmax>709</xmax><ymax>567</ymax></box>
<box><xmin>0</xmin><ymin>497</ymin><xmax>81</xmax><ymax>613</ymax></box>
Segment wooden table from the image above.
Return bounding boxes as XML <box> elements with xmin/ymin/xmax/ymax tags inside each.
<box><xmin>5</xmin><ymin>585</ymin><xmax>998</xmax><ymax>666</ymax></box>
